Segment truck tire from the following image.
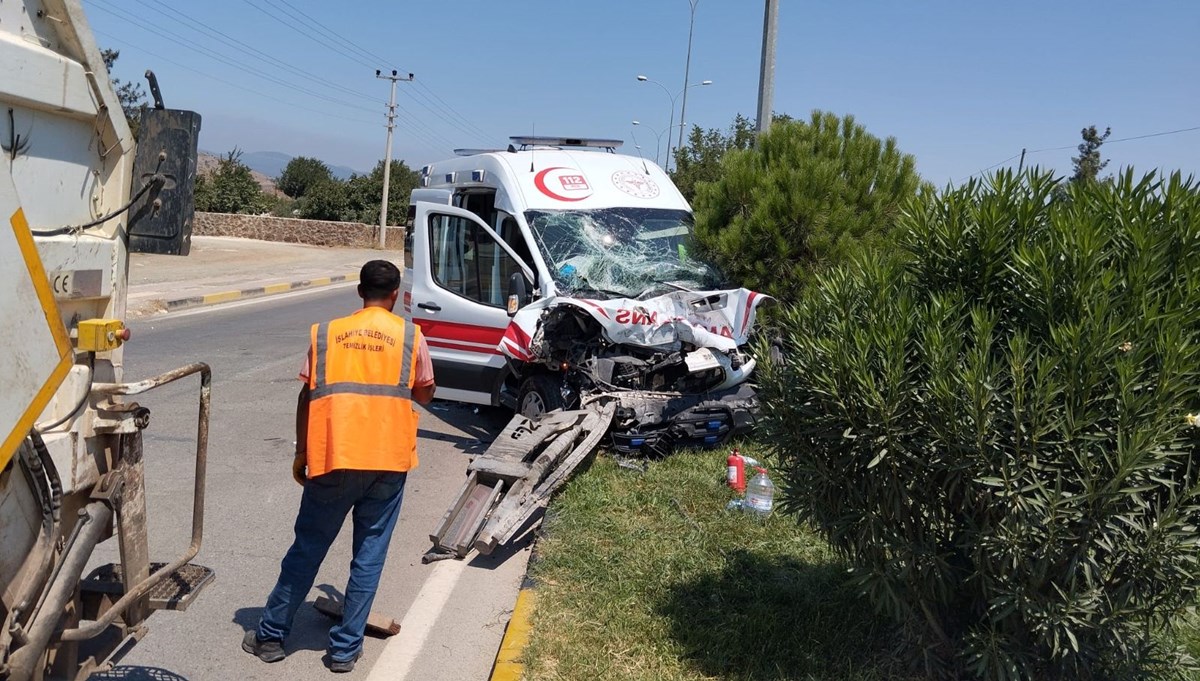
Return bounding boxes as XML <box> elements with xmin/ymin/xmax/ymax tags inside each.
<box><xmin>517</xmin><ymin>374</ymin><xmax>566</xmax><ymax>419</ymax></box>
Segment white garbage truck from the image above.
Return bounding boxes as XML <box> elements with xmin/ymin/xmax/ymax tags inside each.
<box><xmin>1</xmin><ymin>2</ymin><xmax>210</xmax><ymax>679</ymax></box>
<box><xmin>410</xmin><ymin>137</ymin><xmax>772</xmax><ymax>558</ymax></box>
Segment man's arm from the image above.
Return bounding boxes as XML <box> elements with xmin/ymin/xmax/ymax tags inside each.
<box><xmin>296</xmin><ymin>385</ymin><xmax>310</xmax><ymax>449</ymax></box>
<box><xmin>293</xmin><ymin>385</ymin><xmax>310</xmax><ymax>485</ymax></box>
<box><xmin>412</xmin><ymin>382</ymin><xmax>436</xmax><ymax>405</ymax></box>
<box><xmin>411</xmin><ymin>334</ymin><xmax>436</xmax><ymax>405</ymax></box>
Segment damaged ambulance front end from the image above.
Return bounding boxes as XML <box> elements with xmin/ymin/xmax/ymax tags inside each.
<box><xmin>499</xmin><ymin>204</ymin><xmax>772</xmax><ymax>456</ymax></box>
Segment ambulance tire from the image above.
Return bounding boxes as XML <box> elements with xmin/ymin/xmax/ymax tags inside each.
<box><xmin>517</xmin><ymin>374</ymin><xmax>566</xmax><ymax>420</ymax></box>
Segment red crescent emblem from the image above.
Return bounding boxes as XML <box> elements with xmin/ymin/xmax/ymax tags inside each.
<box><xmin>534</xmin><ymin>167</ymin><xmax>589</xmax><ymax>202</ymax></box>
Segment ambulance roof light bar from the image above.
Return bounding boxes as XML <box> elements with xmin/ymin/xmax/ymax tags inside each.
<box><xmin>509</xmin><ymin>136</ymin><xmax>624</xmax><ymax>153</ymax></box>
<box><xmin>453</xmin><ymin>148</ymin><xmax>507</xmax><ymax>156</ymax></box>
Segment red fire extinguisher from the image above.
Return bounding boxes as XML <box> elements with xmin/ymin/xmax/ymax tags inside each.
<box><xmin>727</xmin><ymin>447</ymin><xmax>746</xmax><ymax>493</ymax></box>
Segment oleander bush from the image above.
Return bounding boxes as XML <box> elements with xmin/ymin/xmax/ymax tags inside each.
<box><xmin>759</xmin><ymin>169</ymin><xmax>1200</xmax><ymax>679</ymax></box>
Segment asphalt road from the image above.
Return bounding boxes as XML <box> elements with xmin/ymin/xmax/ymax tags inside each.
<box><xmin>86</xmin><ymin>285</ymin><xmax>532</xmax><ymax>681</ymax></box>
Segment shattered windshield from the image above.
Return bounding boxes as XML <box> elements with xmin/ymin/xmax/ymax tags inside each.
<box><xmin>524</xmin><ymin>208</ymin><xmax>722</xmax><ymax>299</ymax></box>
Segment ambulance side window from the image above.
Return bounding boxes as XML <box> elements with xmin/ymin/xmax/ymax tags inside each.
<box><xmin>403</xmin><ymin>205</ymin><xmax>415</xmax><ymax>270</ymax></box>
<box><xmin>428</xmin><ymin>214</ymin><xmax>521</xmax><ymax>308</ymax></box>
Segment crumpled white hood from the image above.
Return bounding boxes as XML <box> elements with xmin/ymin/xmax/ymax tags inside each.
<box><xmin>499</xmin><ymin>288</ymin><xmax>772</xmax><ymax>362</ymax></box>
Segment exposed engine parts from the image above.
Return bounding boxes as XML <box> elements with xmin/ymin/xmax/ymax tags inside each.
<box><xmin>512</xmin><ymin>303</ymin><xmax>761</xmax><ymax>456</ymax></box>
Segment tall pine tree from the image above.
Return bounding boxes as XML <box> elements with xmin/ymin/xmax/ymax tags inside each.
<box><xmin>1070</xmin><ymin>125</ymin><xmax>1112</xmax><ymax>183</ymax></box>
<box><xmin>692</xmin><ymin>111</ymin><xmax>924</xmax><ymax>301</ymax></box>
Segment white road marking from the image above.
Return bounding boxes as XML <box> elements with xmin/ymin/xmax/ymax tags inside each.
<box><xmin>366</xmin><ymin>557</ymin><xmax>469</xmax><ymax>680</ymax></box>
<box><xmin>149</xmin><ymin>282</ymin><xmax>358</xmax><ymax>320</ymax></box>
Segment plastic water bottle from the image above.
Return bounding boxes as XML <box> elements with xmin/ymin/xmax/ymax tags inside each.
<box><xmin>744</xmin><ymin>467</ymin><xmax>774</xmax><ymax>518</ymax></box>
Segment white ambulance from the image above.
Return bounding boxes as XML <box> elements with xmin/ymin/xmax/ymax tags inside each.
<box><xmin>405</xmin><ymin>137</ymin><xmax>769</xmax><ymax>454</ymax></box>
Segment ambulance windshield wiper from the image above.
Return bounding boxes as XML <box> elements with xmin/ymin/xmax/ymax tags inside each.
<box><xmin>571</xmin><ymin>277</ymin><xmax>628</xmax><ymax>300</ymax></box>
<box><xmin>632</xmin><ymin>277</ymin><xmax>696</xmax><ymax>300</ymax></box>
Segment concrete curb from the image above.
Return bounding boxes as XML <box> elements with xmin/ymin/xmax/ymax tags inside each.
<box><xmin>489</xmin><ymin>578</ymin><xmax>536</xmax><ymax>681</ymax></box>
<box><xmin>162</xmin><ymin>273</ymin><xmax>359</xmax><ymax>312</ymax></box>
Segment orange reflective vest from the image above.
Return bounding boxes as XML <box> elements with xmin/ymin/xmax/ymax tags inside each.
<box><xmin>305</xmin><ymin>307</ymin><xmax>422</xmax><ymax>477</ymax></box>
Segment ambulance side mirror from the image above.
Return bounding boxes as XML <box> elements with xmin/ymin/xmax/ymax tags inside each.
<box><xmin>506</xmin><ymin>272</ymin><xmax>528</xmax><ymax>317</ymax></box>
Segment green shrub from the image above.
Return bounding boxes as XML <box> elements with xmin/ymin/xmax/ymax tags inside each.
<box><xmin>760</xmin><ymin>169</ymin><xmax>1200</xmax><ymax>679</ymax></box>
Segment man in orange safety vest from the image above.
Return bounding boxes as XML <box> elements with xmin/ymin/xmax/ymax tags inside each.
<box><xmin>243</xmin><ymin>259</ymin><xmax>435</xmax><ymax>673</ymax></box>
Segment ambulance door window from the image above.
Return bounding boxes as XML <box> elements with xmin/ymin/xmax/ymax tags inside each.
<box><xmin>429</xmin><ymin>214</ymin><xmax>480</xmax><ymax>301</ymax></box>
<box><xmin>428</xmin><ymin>214</ymin><xmax>519</xmax><ymax>308</ymax></box>
<box><xmin>496</xmin><ymin>211</ymin><xmax>535</xmax><ymax>281</ymax></box>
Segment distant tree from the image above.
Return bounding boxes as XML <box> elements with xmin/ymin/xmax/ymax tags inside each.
<box><xmin>343</xmin><ymin>159</ymin><xmax>420</xmax><ymax>225</ymax></box>
<box><xmin>299</xmin><ymin>179</ymin><xmax>351</xmax><ymax>221</ymax></box>
<box><xmin>100</xmin><ymin>49</ymin><xmax>147</xmax><ymax>138</ymax></box>
<box><xmin>194</xmin><ymin>149</ymin><xmax>268</xmax><ymax>214</ymax></box>
<box><xmin>1070</xmin><ymin>125</ymin><xmax>1112</xmax><ymax>184</ymax></box>
<box><xmin>277</xmin><ymin>156</ymin><xmax>334</xmax><ymax>198</ymax></box>
<box><xmin>669</xmin><ymin>114</ymin><xmax>757</xmax><ymax>203</ymax></box>
<box><xmin>261</xmin><ymin>194</ymin><xmax>296</xmax><ymax>218</ymax></box>
<box><xmin>692</xmin><ymin>111</ymin><xmax>925</xmax><ymax>302</ymax></box>
<box><xmin>669</xmin><ymin>113</ymin><xmax>793</xmax><ymax>203</ymax></box>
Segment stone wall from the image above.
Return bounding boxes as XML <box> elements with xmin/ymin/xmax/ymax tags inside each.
<box><xmin>193</xmin><ymin>212</ymin><xmax>404</xmax><ymax>249</ymax></box>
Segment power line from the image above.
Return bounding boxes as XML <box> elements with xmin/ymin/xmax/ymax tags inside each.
<box><xmin>243</xmin><ymin>0</ymin><xmax>374</xmax><ymax>69</ymax></box>
<box><xmin>235</xmin><ymin>0</ymin><xmax>465</xmax><ymax>148</ymax></box>
<box><xmin>91</xmin><ymin>0</ymin><xmax>453</xmax><ymax>154</ymax></box>
<box><xmin>87</xmin><ymin>0</ymin><xmax>379</xmax><ymax>117</ymax></box>
<box><xmin>951</xmin><ymin>154</ymin><xmax>1020</xmax><ymax>186</ymax></box>
<box><xmin>410</xmin><ymin>80</ymin><xmax>497</xmax><ymax>143</ymax></box>
<box><xmin>91</xmin><ymin>30</ymin><xmax>380</xmax><ymax>130</ymax></box>
<box><xmin>91</xmin><ymin>36</ymin><xmax>447</xmax><ymax>159</ymax></box>
<box><xmin>135</xmin><ymin>0</ymin><xmax>379</xmax><ymax>106</ymax></box>
<box><xmin>248</xmin><ymin>0</ymin><xmax>489</xmax><ymax>146</ymax></box>
<box><xmin>269</xmin><ymin>0</ymin><xmax>394</xmax><ymax>70</ymax></box>
<box><xmin>241</xmin><ymin>0</ymin><xmax>494</xmax><ymax>146</ymax></box>
<box><xmin>957</xmin><ymin>124</ymin><xmax>1200</xmax><ymax>184</ymax></box>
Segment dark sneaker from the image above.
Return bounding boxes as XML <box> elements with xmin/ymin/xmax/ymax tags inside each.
<box><xmin>242</xmin><ymin>630</ymin><xmax>285</xmax><ymax>663</ymax></box>
<box><xmin>327</xmin><ymin>650</ymin><xmax>362</xmax><ymax>673</ymax></box>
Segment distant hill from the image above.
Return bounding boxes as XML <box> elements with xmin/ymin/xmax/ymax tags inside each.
<box><xmin>239</xmin><ymin>150</ymin><xmax>359</xmax><ymax>181</ymax></box>
<box><xmin>197</xmin><ymin>150</ymin><xmax>363</xmax><ymax>196</ymax></box>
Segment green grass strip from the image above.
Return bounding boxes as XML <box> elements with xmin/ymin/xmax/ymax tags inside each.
<box><xmin>524</xmin><ymin>446</ymin><xmax>916</xmax><ymax>681</ymax></box>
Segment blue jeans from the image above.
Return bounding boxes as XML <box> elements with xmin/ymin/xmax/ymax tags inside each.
<box><xmin>256</xmin><ymin>469</ymin><xmax>407</xmax><ymax>662</ymax></box>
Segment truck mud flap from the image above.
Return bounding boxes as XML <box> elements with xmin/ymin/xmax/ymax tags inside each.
<box><xmin>428</xmin><ymin>401</ymin><xmax>616</xmax><ymax>558</ymax></box>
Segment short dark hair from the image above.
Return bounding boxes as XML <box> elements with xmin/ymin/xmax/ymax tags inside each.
<box><xmin>358</xmin><ymin>259</ymin><xmax>401</xmax><ymax>300</ymax></box>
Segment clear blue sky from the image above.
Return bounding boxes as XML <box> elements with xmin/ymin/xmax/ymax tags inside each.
<box><xmin>86</xmin><ymin>0</ymin><xmax>1199</xmax><ymax>185</ymax></box>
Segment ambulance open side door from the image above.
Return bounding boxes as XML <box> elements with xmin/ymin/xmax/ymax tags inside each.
<box><xmin>408</xmin><ymin>202</ymin><xmax>535</xmax><ymax>405</ymax></box>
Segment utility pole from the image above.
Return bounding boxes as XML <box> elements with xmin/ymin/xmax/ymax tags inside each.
<box><xmin>376</xmin><ymin>69</ymin><xmax>413</xmax><ymax>249</ymax></box>
<box><xmin>675</xmin><ymin>0</ymin><xmax>700</xmax><ymax>161</ymax></box>
<box><xmin>756</xmin><ymin>0</ymin><xmax>779</xmax><ymax>135</ymax></box>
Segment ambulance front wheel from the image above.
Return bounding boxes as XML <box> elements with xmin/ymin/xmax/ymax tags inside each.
<box><xmin>517</xmin><ymin>374</ymin><xmax>566</xmax><ymax>420</ymax></box>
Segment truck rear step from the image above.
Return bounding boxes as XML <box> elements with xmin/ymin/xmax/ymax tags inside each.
<box><xmin>81</xmin><ymin>562</ymin><xmax>215</xmax><ymax>612</ymax></box>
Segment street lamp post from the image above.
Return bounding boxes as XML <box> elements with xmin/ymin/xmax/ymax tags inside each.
<box><xmin>636</xmin><ymin>76</ymin><xmax>711</xmax><ymax>172</ymax></box>
<box><xmin>632</xmin><ymin>120</ymin><xmax>667</xmax><ymax>166</ymax></box>
<box><xmin>677</xmin><ymin>0</ymin><xmax>700</xmax><ymax>155</ymax></box>
<box><xmin>636</xmin><ymin>75</ymin><xmax>675</xmax><ymax>169</ymax></box>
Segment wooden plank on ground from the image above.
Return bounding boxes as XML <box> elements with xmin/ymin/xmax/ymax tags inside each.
<box><xmin>313</xmin><ymin>595</ymin><xmax>401</xmax><ymax>637</ymax></box>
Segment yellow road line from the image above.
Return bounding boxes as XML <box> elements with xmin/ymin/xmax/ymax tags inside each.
<box><xmin>490</xmin><ymin>589</ymin><xmax>536</xmax><ymax>681</ymax></box>
<box><xmin>264</xmin><ymin>282</ymin><xmax>291</xmax><ymax>294</ymax></box>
